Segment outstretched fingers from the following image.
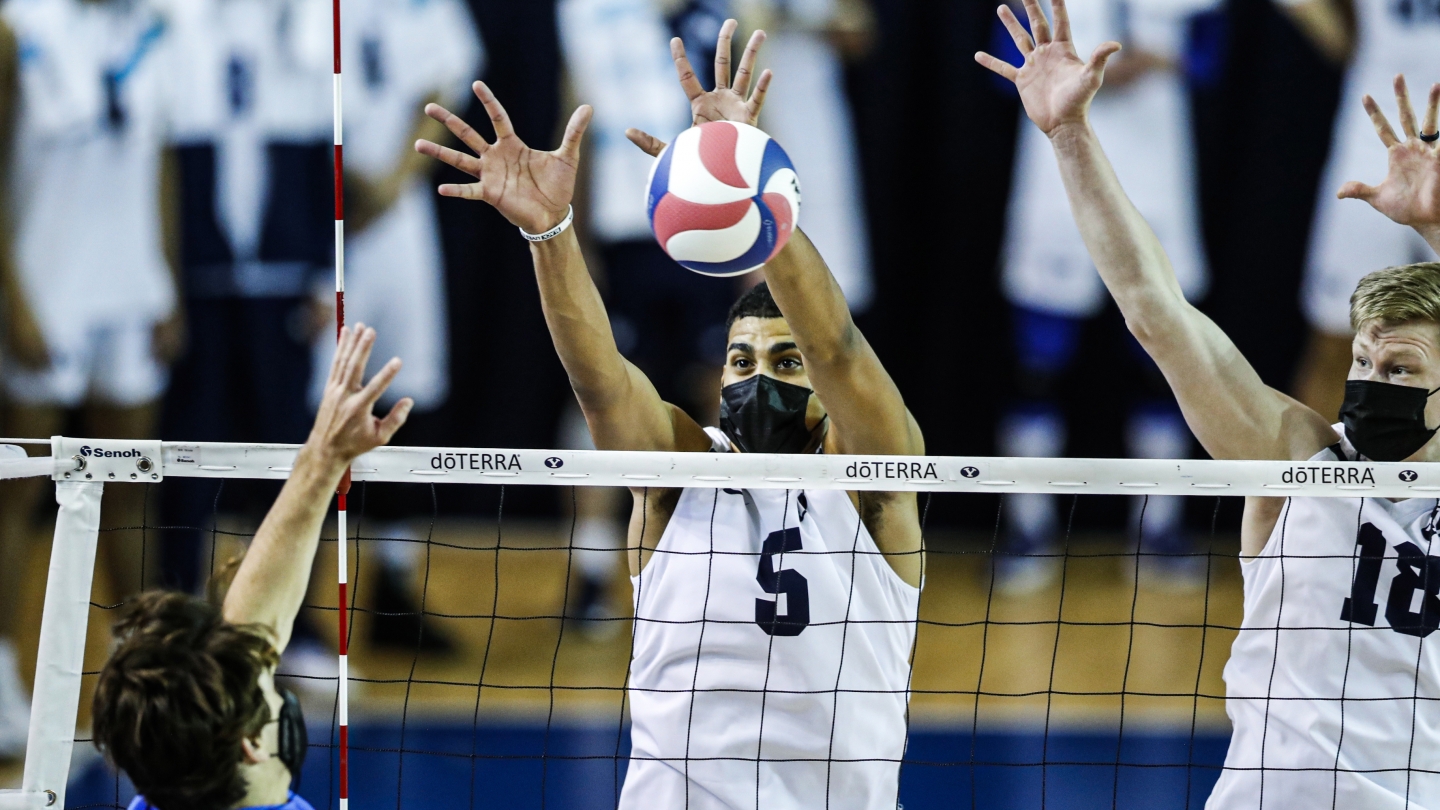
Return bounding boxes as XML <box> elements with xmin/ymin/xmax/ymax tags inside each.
<box><xmin>997</xmin><ymin>5</ymin><xmax>1033</xmax><ymax>55</ymax></box>
<box><xmin>376</xmin><ymin>397</ymin><xmax>414</xmax><ymax>444</ymax></box>
<box><xmin>358</xmin><ymin>356</ymin><xmax>402</xmax><ymax>409</ymax></box>
<box><xmin>1088</xmin><ymin>40</ymin><xmax>1122</xmax><ymax>74</ymax></box>
<box><xmin>746</xmin><ymin>69</ymin><xmax>773</xmax><ymax>119</ymax></box>
<box><xmin>341</xmin><ymin>324</ymin><xmax>375</xmax><ymax>391</ymax></box>
<box><xmin>1337</xmin><ymin>180</ymin><xmax>1379</xmax><ymax>201</ymax></box>
<box><xmin>1425</xmin><ymin>83</ymin><xmax>1440</xmax><ymax>139</ymax></box>
<box><xmin>414</xmin><ymin>139</ymin><xmax>481</xmax><ymax>179</ymax></box>
<box><xmin>425</xmin><ymin>102</ymin><xmax>488</xmax><ymax>156</ymax></box>
<box><xmin>974</xmin><ymin>50</ymin><xmax>1019</xmax><ymax>82</ymax></box>
<box><xmin>1051</xmin><ymin>0</ymin><xmax>1073</xmax><ymax>41</ymax></box>
<box><xmin>1020</xmin><ymin>0</ymin><xmax>1051</xmax><ymax>45</ymax></box>
<box><xmin>626</xmin><ymin>128</ymin><xmax>668</xmax><ymax>158</ymax></box>
<box><xmin>472</xmin><ymin>81</ymin><xmax>516</xmax><ymax>141</ymax></box>
<box><xmin>714</xmin><ymin>18</ymin><xmax>736</xmax><ymax>90</ymax></box>
<box><xmin>1396</xmin><ymin>74</ymin><xmax>1420</xmax><ymax>139</ymax></box>
<box><xmin>734</xmin><ymin>29</ymin><xmax>767</xmax><ymax>96</ymax></box>
<box><xmin>671</xmin><ymin>37</ymin><xmax>705</xmax><ymax>101</ymax></box>
<box><xmin>557</xmin><ymin>105</ymin><xmax>593</xmax><ymax>161</ymax></box>
<box><xmin>1363</xmin><ymin>93</ymin><xmax>1402</xmax><ymax>148</ymax></box>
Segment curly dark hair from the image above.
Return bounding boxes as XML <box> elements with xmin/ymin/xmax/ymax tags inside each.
<box><xmin>93</xmin><ymin>591</ymin><xmax>279</xmax><ymax>810</ymax></box>
<box><xmin>725</xmin><ymin>281</ymin><xmax>784</xmax><ymax>331</ymax></box>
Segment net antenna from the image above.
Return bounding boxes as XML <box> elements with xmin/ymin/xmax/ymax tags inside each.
<box><xmin>329</xmin><ymin>0</ymin><xmax>350</xmax><ymax>804</ymax></box>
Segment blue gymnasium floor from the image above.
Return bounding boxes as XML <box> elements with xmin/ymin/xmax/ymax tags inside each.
<box><xmin>67</xmin><ymin>722</ymin><xmax>1230</xmax><ymax>810</ymax></box>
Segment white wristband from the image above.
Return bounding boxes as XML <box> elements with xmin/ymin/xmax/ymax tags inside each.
<box><xmin>519</xmin><ymin>206</ymin><xmax>574</xmax><ymax>242</ymax></box>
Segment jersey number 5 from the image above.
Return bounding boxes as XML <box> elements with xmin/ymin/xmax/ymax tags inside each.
<box><xmin>1342</xmin><ymin>522</ymin><xmax>1440</xmax><ymax>638</ymax></box>
<box><xmin>756</xmin><ymin>527</ymin><xmax>810</xmax><ymax>637</ymax></box>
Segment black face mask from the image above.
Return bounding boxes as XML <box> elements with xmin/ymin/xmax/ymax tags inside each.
<box><xmin>1339</xmin><ymin>379</ymin><xmax>1440</xmax><ymax>461</ymax></box>
<box><xmin>276</xmin><ymin>688</ymin><xmax>307</xmax><ymax>779</ymax></box>
<box><xmin>719</xmin><ymin>375</ymin><xmax>824</xmax><ymax>454</ymax></box>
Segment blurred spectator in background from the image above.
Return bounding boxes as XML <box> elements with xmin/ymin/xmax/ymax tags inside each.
<box><xmin>741</xmin><ymin>0</ymin><xmax>874</xmax><ymax>312</ymax></box>
<box><xmin>994</xmin><ymin>0</ymin><xmax>1217</xmax><ymax>593</ymax></box>
<box><xmin>556</xmin><ymin>0</ymin><xmax>725</xmax><ymax>635</ymax></box>
<box><xmin>307</xmin><ymin>0</ymin><xmax>482</xmax><ymax>650</ymax></box>
<box><xmin>159</xmin><ymin>0</ymin><xmax>333</xmax><ymax>673</ymax></box>
<box><xmin>0</xmin><ymin>0</ymin><xmax>177</xmax><ymax>756</ymax></box>
<box><xmin>1286</xmin><ymin>0</ymin><xmax>1440</xmax><ymax>420</ymax></box>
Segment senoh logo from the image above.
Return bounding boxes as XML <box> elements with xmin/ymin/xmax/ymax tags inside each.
<box><xmin>80</xmin><ymin>446</ymin><xmax>143</xmax><ymax>459</ymax></box>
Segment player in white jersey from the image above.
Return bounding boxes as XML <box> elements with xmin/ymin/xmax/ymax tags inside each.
<box><xmin>995</xmin><ymin>0</ymin><xmax>1215</xmax><ymax>593</ymax></box>
<box><xmin>1286</xmin><ymin>0</ymin><xmax>1440</xmax><ymax>421</ymax></box>
<box><xmin>979</xmin><ymin>0</ymin><xmax>1440</xmax><ymax>801</ymax></box>
<box><xmin>0</xmin><ymin>0</ymin><xmax>177</xmax><ymax>756</ymax></box>
<box><xmin>418</xmin><ymin>20</ymin><xmax>923</xmax><ymax>808</ymax></box>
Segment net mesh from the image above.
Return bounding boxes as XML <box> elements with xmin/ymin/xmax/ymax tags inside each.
<box><xmin>19</xmin><ymin>454</ymin><xmax>1433</xmax><ymax>808</ymax></box>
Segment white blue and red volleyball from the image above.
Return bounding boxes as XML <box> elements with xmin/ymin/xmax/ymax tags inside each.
<box><xmin>646</xmin><ymin>121</ymin><xmax>801</xmax><ymax>277</ymax></box>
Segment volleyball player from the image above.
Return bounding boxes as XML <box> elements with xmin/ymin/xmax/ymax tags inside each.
<box><xmin>995</xmin><ymin>0</ymin><xmax>1216</xmax><ymax>593</ymax></box>
<box><xmin>92</xmin><ymin>324</ymin><xmax>409</xmax><ymax>810</ymax></box>
<box><xmin>1284</xmin><ymin>0</ymin><xmax>1440</xmax><ymax>422</ymax></box>
<box><xmin>980</xmin><ymin>0</ymin><xmax>1440</xmax><ymax>801</ymax></box>
<box><xmin>417</xmin><ymin>20</ymin><xmax>923</xmax><ymax>807</ymax></box>
<box><xmin>0</xmin><ymin>0</ymin><xmax>177</xmax><ymax>757</ymax></box>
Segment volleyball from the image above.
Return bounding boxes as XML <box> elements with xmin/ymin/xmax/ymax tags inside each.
<box><xmin>646</xmin><ymin>121</ymin><xmax>801</xmax><ymax>277</ymax></box>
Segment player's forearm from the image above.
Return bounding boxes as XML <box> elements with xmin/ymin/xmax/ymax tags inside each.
<box><xmin>530</xmin><ymin>230</ymin><xmax>634</xmax><ymax>407</ymax></box>
<box><xmin>222</xmin><ymin>442</ymin><xmax>347</xmax><ymax>651</ymax></box>
<box><xmin>763</xmin><ymin>229</ymin><xmax>859</xmax><ymax>365</ymax></box>
<box><xmin>1048</xmin><ymin>122</ymin><xmax>1188</xmax><ymax>341</ymax></box>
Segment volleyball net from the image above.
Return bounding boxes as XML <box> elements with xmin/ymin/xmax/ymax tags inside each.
<box><xmin>2</xmin><ymin>437</ymin><xmax>1436</xmax><ymax>809</ymax></box>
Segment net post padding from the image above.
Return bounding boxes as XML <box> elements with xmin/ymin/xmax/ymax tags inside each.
<box><xmin>0</xmin><ymin>481</ymin><xmax>103</xmax><ymax>810</ymax></box>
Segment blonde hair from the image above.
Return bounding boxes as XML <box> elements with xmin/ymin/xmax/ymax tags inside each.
<box><xmin>1350</xmin><ymin>262</ymin><xmax>1440</xmax><ymax>331</ymax></box>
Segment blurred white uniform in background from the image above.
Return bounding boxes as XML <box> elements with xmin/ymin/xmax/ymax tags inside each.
<box><xmin>2</xmin><ymin>0</ymin><xmax>175</xmax><ymax>407</ymax></box>
<box><xmin>1294</xmin><ymin>0</ymin><xmax>1440</xmax><ymax>335</ymax></box>
<box><xmin>996</xmin><ymin>0</ymin><xmax>1215</xmax><ymax>591</ymax></box>
<box><xmin>750</xmin><ymin>0</ymin><xmax>873</xmax><ymax>311</ymax></box>
<box><xmin>307</xmin><ymin>0</ymin><xmax>482</xmax><ymax>412</ymax></box>
<box><xmin>0</xmin><ymin>0</ymin><xmax>176</xmax><ymax>756</ymax></box>
<box><xmin>1003</xmin><ymin>0</ymin><xmax>1211</xmax><ymax>317</ymax></box>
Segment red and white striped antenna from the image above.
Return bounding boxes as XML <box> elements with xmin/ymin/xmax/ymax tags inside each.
<box><xmin>331</xmin><ymin>0</ymin><xmax>350</xmax><ymax>804</ymax></box>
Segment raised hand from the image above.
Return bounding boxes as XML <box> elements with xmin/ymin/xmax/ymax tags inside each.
<box><xmin>1338</xmin><ymin>75</ymin><xmax>1440</xmax><ymax>241</ymax></box>
<box><xmin>308</xmin><ymin>324</ymin><xmax>411</xmax><ymax>464</ymax></box>
<box><xmin>414</xmin><ymin>81</ymin><xmax>592</xmax><ymax>234</ymax></box>
<box><xmin>626</xmin><ymin>19</ymin><xmax>773</xmax><ymax>158</ymax></box>
<box><xmin>974</xmin><ymin>0</ymin><xmax>1121</xmax><ymax>137</ymax></box>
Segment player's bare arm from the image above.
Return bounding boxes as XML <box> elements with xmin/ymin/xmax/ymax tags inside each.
<box><xmin>222</xmin><ymin>324</ymin><xmax>411</xmax><ymax>652</ymax></box>
<box><xmin>1339</xmin><ymin>75</ymin><xmax>1440</xmax><ymax>256</ymax></box>
<box><xmin>975</xmin><ymin>0</ymin><xmax>1337</xmax><ymax>468</ymax></box>
<box><xmin>415</xmin><ymin>83</ymin><xmax>707</xmax><ymax>456</ymax></box>
<box><xmin>0</xmin><ymin>17</ymin><xmax>43</xmax><ymax>371</ymax></box>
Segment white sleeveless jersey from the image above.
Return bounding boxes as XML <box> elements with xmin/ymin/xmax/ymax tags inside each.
<box><xmin>1209</xmin><ymin>427</ymin><xmax>1440</xmax><ymax>809</ymax></box>
<box><xmin>620</xmin><ymin>428</ymin><xmax>921</xmax><ymax>810</ymax></box>
<box><xmin>4</xmin><ymin>0</ymin><xmax>176</xmax><ymax>346</ymax></box>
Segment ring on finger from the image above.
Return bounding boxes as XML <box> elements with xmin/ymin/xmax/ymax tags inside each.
<box><xmin>1421</xmin><ymin>131</ymin><xmax>1440</xmax><ymax>143</ymax></box>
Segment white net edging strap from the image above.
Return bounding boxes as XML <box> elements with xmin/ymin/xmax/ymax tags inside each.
<box><xmin>3</xmin><ymin>436</ymin><xmax>1435</xmax><ymax>498</ymax></box>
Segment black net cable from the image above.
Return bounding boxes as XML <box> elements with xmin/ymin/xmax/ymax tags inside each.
<box><xmin>1040</xmin><ymin>494</ymin><xmax>1080</xmax><ymax>809</ymax></box>
<box><xmin>539</xmin><ymin>488</ymin><xmax>579</xmax><ymax>810</ymax></box>
<box><xmin>969</xmin><ymin>493</ymin><xmax>1004</xmax><ymax>810</ymax></box>
<box><xmin>467</xmin><ymin>484</ymin><xmax>504</xmax><ymax>810</ymax></box>
<box><xmin>1111</xmin><ymin>495</ymin><xmax>1149</xmax><ymax>809</ymax></box>
<box><xmin>393</xmin><ymin>484</ymin><xmax>439</xmax><ymax>810</ymax></box>
<box><xmin>681</xmin><ymin>488</ymin><xmax>721</xmax><ymax>809</ymax></box>
<box><xmin>1182</xmin><ymin>497</ymin><xmax>1223</xmax><ymax>810</ymax></box>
